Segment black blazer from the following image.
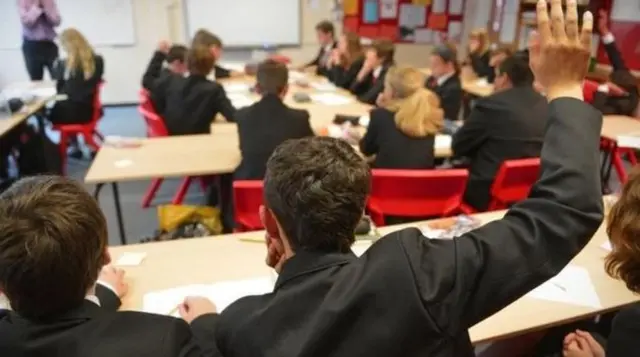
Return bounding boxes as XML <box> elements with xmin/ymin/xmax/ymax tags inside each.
<box><xmin>607</xmin><ymin>304</ymin><xmax>640</xmax><ymax>357</ymax></box>
<box><xmin>452</xmin><ymin>86</ymin><xmax>547</xmax><ymax>210</ymax></box>
<box><xmin>51</xmin><ymin>54</ymin><xmax>104</xmax><ymax>123</ymax></box>
<box><xmin>214</xmin><ymin>65</ymin><xmax>231</xmax><ymax>80</ymax></box>
<box><xmin>592</xmin><ymin>40</ymin><xmax>639</xmax><ymax>116</ymax></box>
<box><xmin>350</xmin><ymin>64</ymin><xmax>391</xmax><ymax>105</ymax></box>
<box><xmin>234</xmin><ymin>94</ymin><xmax>314</xmax><ymax>180</ymax></box>
<box><xmin>141</xmin><ymin>51</ymin><xmax>173</xmax><ymax>111</ymax></box>
<box><xmin>307</xmin><ymin>42</ymin><xmax>337</xmax><ymax>77</ymax></box>
<box><xmin>359</xmin><ymin>107</ymin><xmax>435</xmax><ymax>169</ymax></box>
<box><xmin>195</xmin><ymin>98</ymin><xmax>603</xmax><ymax>357</ymax></box>
<box><xmin>469</xmin><ymin>51</ymin><xmax>492</xmax><ymax>79</ymax></box>
<box><xmin>426</xmin><ymin>74</ymin><xmax>463</xmax><ymax>121</ymax></box>
<box><xmin>329</xmin><ymin>56</ymin><xmax>365</xmax><ymax>89</ymax></box>
<box><xmin>158</xmin><ymin>74</ymin><xmax>236</xmax><ymax>136</ymax></box>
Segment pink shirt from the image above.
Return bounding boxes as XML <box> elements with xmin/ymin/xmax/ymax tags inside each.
<box><xmin>17</xmin><ymin>0</ymin><xmax>61</xmax><ymax>41</ymax></box>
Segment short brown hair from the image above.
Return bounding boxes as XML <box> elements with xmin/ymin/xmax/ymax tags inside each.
<box><xmin>491</xmin><ymin>44</ymin><xmax>513</xmax><ymax>58</ymax></box>
<box><xmin>0</xmin><ymin>176</ymin><xmax>108</xmax><ymax>320</ymax></box>
<box><xmin>192</xmin><ymin>29</ymin><xmax>223</xmax><ymax>48</ymax></box>
<box><xmin>257</xmin><ymin>59</ymin><xmax>288</xmax><ymax>95</ymax></box>
<box><xmin>371</xmin><ymin>39</ymin><xmax>395</xmax><ymax>65</ymax></box>
<box><xmin>264</xmin><ymin>137</ymin><xmax>370</xmax><ymax>252</ymax></box>
<box><xmin>187</xmin><ymin>46</ymin><xmax>215</xmax><ymax>76</ymax></box>
<box><xmin>606</xmin><ymin>168</ymin><xmax>640</xmax><ymax>293</ymax></box>
<box><xmin>315</xmin><ymin>20</ymin><xmax>335</xmax><ymax>35</ymax></box>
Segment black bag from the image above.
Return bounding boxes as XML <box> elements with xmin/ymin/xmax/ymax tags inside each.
<box><xmin>16</xmin><ymin>125</ymin><xmax>63</xmax><ymax>176</ymax></box>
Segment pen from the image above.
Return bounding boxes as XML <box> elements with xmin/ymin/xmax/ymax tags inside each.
<box><xmin>552</xmin><ymin>282</ymin><xmax>567</xmax><ymax>292</ymax></box>
<box><xmin>168</xmin><ymin>305</ymin><xmax>180</xmax><ymax>316</ymax></box>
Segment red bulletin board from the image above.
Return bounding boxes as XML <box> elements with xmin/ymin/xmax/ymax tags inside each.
<box><xmin>342</xmin><ymin>0</ymin><xmax>466</xmax><ymax>44</ymax></box>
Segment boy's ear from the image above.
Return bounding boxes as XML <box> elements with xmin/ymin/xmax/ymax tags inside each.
<box><xmin>103</xmin><ymin>249</ymin><xmax>112</xmax><ymax>266</ymax></box>
<box><xmin>280</xmin><ymin>84</ymin><xmax>289</xmax><ymax>97</ymax></box>
<box><xmin>260</xmin><ymin>205</ymin><xmax>280</xmax><ymax>239</ymax></box>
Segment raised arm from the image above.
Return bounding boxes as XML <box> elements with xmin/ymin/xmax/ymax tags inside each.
<box><xmin>598</xmin><ymin>10</ymin><xmax>627</xmax><ymax>71</ymax></box>
<box><xmin>142</xmin><ymin>42</ymin><xmax>170</xmax><ymax>90</ymax></box>
<box><xmin>41</xmin><ymin>0</ymin><xmax>61</xmax><ymax>26</ymax></box>
<box><xmin>406</xmin><ymin>0</ymin><xmax>604</xmax><ymax>333</ymax></box>
<box><xmin>17</xmin><ymin>0</ymin><xmax>43</xmax><ymax>27</ymax></box>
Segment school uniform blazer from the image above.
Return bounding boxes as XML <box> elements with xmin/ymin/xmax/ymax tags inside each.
<box><xmin>426</xmin><ymin>74</ymin><xmax>463</xmax><ymax>121</ymax></box>
<box><xmin>234</xmin><ymin>94</ymin><xmax>314</xmax><ymax>180</ymax></box>
<box><xmin>606</xmin><ymin>303</ymin><xmax>640</xmax><ymax>357</ymax></box>
<box><xmin>349</xmin><ymin>64</ymin><xmax>391</xmax><ymax>105</ymax></box>
<box><xmin>306</xmin><ymin>42</ymin><xmax>337</xmax><ymax>77</ymax></box>
<box><xmin>469</xmin><ymin>51</ymin><xmax>492</xmax><ymax>79</ymax></box>
<box><xmin>452</xmin><ymin>85</ymin><xmax>547</xmax><ymax>210</ymax></box>
<box><xmin>141</xmin><ymin>50</ymin><xmax>173</xmax><ymax>111</ymax></box>
<box><xmin>329</xmin><ymin>56</ymin><xmax>365</xmax><ymax>89</ymax></box>
<box><xmin>359</xmin><ymin>107</ymin><xmax>435</xmax><ymax>169</ymax></box>
<box><xmin>51</xmin><ymin>54</ymin><xmax>104</xmax><ymax>123</ymax></box>
<box><xmin>158</xmin><ymin>74</ymin><xmax>236</xmax><ymax>136</ymax></box>
<box><xmin>0</xmin><ymin>300</ymin><xmax>221</xmax><ymax>357</ymax></box>
<box><xmin>192</xmin><ymin>97</ymin><xmax>604</xmax><ymax>357</ymax></box>
<box><xmin>592</xmin><ymin>39</ymin><xmax>640</xmax><ymax>116</ymax></box>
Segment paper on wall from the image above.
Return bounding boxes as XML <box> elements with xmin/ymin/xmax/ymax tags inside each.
<box><xmin>447</xmin><ymin>21</ymin><xmax>463</xmax><ymax>41</ymax></box>
<box><xmin>414</xmin><ymin>29</ymin><xmax>434</xmax><ymax>43</ymax></box>
<box><xmin>343</xmin><ymin>0</ymin><xmax>358</xmax><ymax>16</ymax></box>
<box><xmin>448</xmin><ymin>0</ymin><xmax>464</xmax><ymax>15</ymax></box>
<box><xmin>380</xmin><ymin>0</ymin><xmax>398</xmax><ymax>19</ymax></box>
<box><xmin>526</xmin><ymin>265</ymin><xmax>601</xmax><ymax>309</ymax></box>
<box><xmin>399</xmin><ymin>4</ymin><xmax>426</xmax><ymax>28</ymax></box>
<box><xmin>431</xmin><ymin>0</ymin><xmax>446</xmax><ymax>13</ymax></box>
<box><xmin>363</xmin><ymin>0</ymin><xmax>379</xmax><ymax>24</ymax></box>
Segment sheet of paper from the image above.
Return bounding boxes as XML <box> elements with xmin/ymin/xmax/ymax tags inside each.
<box><xmin>447</xmin><ymin>21</ymin><xmax>463</xmax><ymax>41</ymax></box>
<box><xmin>352</xmin><ymin>241</ymin><xmax>373</xmax><ymax>257</ymax></box>
<box><xmin>115</xmin><ymin>252</ymin><xmax>147</xmax><ymax>266</ymax></box>
<box><xmin>617</xmin><ymin>132</ymin><xmax>640</xmax><ymax>149</ymax></box>
<box><xmin>399</xmin><ymin>4</ymin><xmax>427</xmax><ymax>28</ymax></box>
<box><xmin>310</xmin><ymin>93</ymin><xmax>352</xmax><ymax>106</ymax></box>
<box><xmin>380</xmin><ymin>0</ymin><xmax>398</xmax><ymax>18</ymax></box>
<box><xmin>343</xmin><ymin>0</ymin><xmax>358</xmax><ymax>16</ymax></box>
<box><xmin>448</xmin><ymin>0</ymin><xmax>464</xmax><ymax>15</ymax></box>
<box><xmin>143</xmin><ymin>277</ymin><xmax>274</xmax><ymax>316</ymax></box>
<box><xmin>431</xmin><ymin>0</ymin><xmax>446</xmax><ymax>13</ymax></box>
<box><xmin>601</xmin><ymin>240</ymin><xmax>612</xmax><ymax>252</ymax></box>
<box><xmin>414</xmin><ymin>28</ymin><xmax>434</xmax><ymax>43</ymax></box>
<box><xmin>435</xmin><ymin>134</ymin><xmax>452</xmax><ymax>150</ymax></box>
<box><xmin>359</xmin><ymin>115</ymin><xmax>370</xmax><ymax>127</ymax></box>
<box><xmin>228</xmin><ymin>94</ymin><xmax>255</xmax><ymax>108</ymax></box>
<box><xmin>526</xmin><ymin>265</ymin><xmax>601</xmax><ymax>309</ymax></box>
<box><xmin>310</xmin><ymin>82</ymin><xmax>337</xmax><ymax>91</ymax></box>
<box><xmin>223</xmin><ymin>83</ymin><xmax>251</xmax><ymax>93</ymax></box>
<box><xmin>288</xmin><ymin>71</ymin><xmax>307</xmax><ymax>81</ymax></box>
<box><xmin>363</xmin><ymin>0</ymin><xmax>379</xmax><ymax>24</ymax></box>
<box><xmin>412</xmin><ymin>0</ymin><xmax>431</xmax><ymax>5</ymax></box>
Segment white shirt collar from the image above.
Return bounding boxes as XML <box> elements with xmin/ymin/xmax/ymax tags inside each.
<box><xmin>373</xmin><ymin>65</ymin><xmax>383</xmax><ymax>78</ymax></box>
<box><xmin>85</xmin><ymin>295</ymin><xmax>101</xmax><ymax>306</ymax></box>
<box><xmin>437</xmin><ymin>72</ymin><xmax>455</xmax><ymax>86</ymax></box>
<box><xmin>324</xmin><ymin>42</ymin><xmax>335</xmax><ymax>53</ymax></box>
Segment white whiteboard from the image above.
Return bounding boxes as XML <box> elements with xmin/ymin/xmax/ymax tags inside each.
<box><xmin>0</xmin><ymin>0</ymin><xmax>135</xmax><ymax>50</ymax></box>
<box><xmin>184</xmin><ymin>0</ymin><xmax>301</xmax><ymax>47</ymax></box>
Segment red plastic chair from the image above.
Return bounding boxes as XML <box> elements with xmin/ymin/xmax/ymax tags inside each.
<box><xmin>367</xmin><ymin>169</ymin><xmax>470</xmax><ymax>227</ymax></box>
<box><xmin>233</xmin><ymin>180</ymin><xmax>264</xmax><ymax>232</ymax></box>
<box><xmin>487</xmin><ymin>158</ymin><xmax>541</xmax><ymax>211</ymax></box>
<box><xmin>138</xmin><ymin>102</ymin><xmax>207</xmax><ymax>208</ymax></box>
<box><xmin>53</xmin><ymin>81</ymin><xmax>105</xmax><ymax>174</ymax></box>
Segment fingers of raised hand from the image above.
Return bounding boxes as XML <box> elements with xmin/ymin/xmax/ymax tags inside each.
<box><xmin>565</xmin><ymin>0</ymin><xmax>579</xmax><ymax>40</ymax></box>
<box><xmin>536</xmin><ymin>0</ymin><xmax>552</xmax><ymax>45</ymax></box>
<box><xmin>580</xmin><ymin>11</ymin><xmax>594</xmax><ymax>50</ymax></box>
<box><xmin>550</xmin><ymin>0</ymin><xmax>567</xmax><ymax>41</ymax></box>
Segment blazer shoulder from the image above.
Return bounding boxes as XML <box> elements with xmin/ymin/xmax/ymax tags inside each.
<box><xmin>370</xmin><ymin>107</ymin><xmax>394</xmax><ymax>121</ymax></box>
<box><xmin>614</xmin><ymin>304</ymin><xmax>640</xmax><ymax>327</ymax></box>
<box><xmin>287</xmin><ymin>106</ymin><xmax>310</xmax><ymax>120</ymax></box>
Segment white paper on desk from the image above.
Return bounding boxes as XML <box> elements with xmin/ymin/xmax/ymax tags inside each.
<box><xmin>30</xmin><ymin>87</ymin><xmax>56</xmax><ymax>98</ymax></box>
<box><xmin>288</xmin><ymin>71</ymin><xmax>307</xmax><ymax>81</ymax></box>
<box><xmin>310</xmin><ymin>93</ymin><xmax>352</xmax><ymax>106</ymax></box>
<box><xmin>115</xmin><ymin>252</ymin><xmax>147</xmax><ymax>266</ymax></box>
<box><xmin>601</xmin><ymin>240</ymin><xmax>612</xmax><ymax>252</ymax></box>
<box><xmin>228</xmin><ymin>94</ymin><xmax>255</xmax><ymax>108</ymax></box>
<box><xmin>526</xmin><ymin>265</ymin><xmax>601</xmax><ymax>309</ymax></box>
<box><xmin>359</xmin><ymin>115</ymin><xmax>370</xmax><ymax>127</ymax></box>
<box><xmin>223</xmin><ymin>83</ymin><xmax>251</xmax><ymax>93</ymax></box>
<box><xmin>310</xmin><ymin>82</ymin><xmax>337</xmax><ymax>91</ymax></box>
<box><xmin>617</xmin><ymin>132</ymin><xmax>640</xmax><ymax>149</ymax></box>
<box><xmin>351</xmin><ymin>241</ymin><xmax>373</xmax><ymax>257</ymax></box>
<box><xmin>143</xmin><ymin>277</ymin><xmax>274</xmax><ymax>316</ymax></box>
<box><xmin>435</xmin><ymin>134</ymin><xmax>452</xmax><ymax>150</ymax></box>
<box><xmin>475</xmin><ymin>78</ymin><xmax>489</xmax><ymax>86</ymax></box>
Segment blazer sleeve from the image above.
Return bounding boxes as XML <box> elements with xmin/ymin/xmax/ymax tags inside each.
<box><xmin>359</xmin><ymin>109</ymin><xmax>381</xmax><ymax>156</ymax></box>
<box><xmin>95</xmin><ymin>283</ymin><xmax>121</xmax><ymax>311</ymax></box>
<box><xmin>451</xmin><ymin>99</ymin><xmax>491</xmax><ymax>157</ymax></box>
<box><xmin>305</xmin><ymin>48</ymin><xmax>323</xmax><ymax>68</ymax></box>
<box><xmin>142</xmin><ymin>51</ymin><xmax>167</xmax><ymax>90</ymax></box>
<box><xmin>300</xmin><ymin>111</ymin><xmax>314</xmax><ymax>137</ymax></box>
<box><xmin>441</xmin><ymin>82</ymin><xmax>463</xmax><ymax>121</ymax></box>
<box><xmin>472</xmin><ymin>52</ymin><xmax>492</xmax><ymax>79</ymax></box>
<box><xmin>606</xmin><ymin>306</ymin><xmax>640</xmax><ymax>357</ymax></box>
<box><xmin>603</xmin><ymin>41</ymin><xmax>628</xmax><ymax>72</ymax></box>
<box><xmin>349</xmin><ymin>73</ymin><xmax>372</xmax><ymax>96</ymax></box>
<box><xmin>214</xmin><ymin>65</ymin><xmax>231</xmax><ymax>80</ymax></box>
<box><xmin>212</xmin><ymin>85</ymin><xmax>236</xmax><ymax>122</ymax></box>
<box><xmin>402</xmin><ymin>98</ymin><xmax>604</xmax><ymax>334</ymax></box>
<box><xmin>333</xmin><ymin>59</ymin><xmax>364</xmax><ymax>89</ymax></box>
<box><xmin>164</xmin><ymin>317</ymin><xmax>223</xmax><ymax>357</ymax></box>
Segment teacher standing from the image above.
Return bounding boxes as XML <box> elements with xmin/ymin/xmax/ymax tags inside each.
<box><xmin>17</xmin><ymin>0</ymin><xmax>61</xmax><ymax>80</ymax></box>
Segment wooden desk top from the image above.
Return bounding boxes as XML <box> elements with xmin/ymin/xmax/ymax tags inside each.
<box><xmin>0</xmin><ymin>81</ymin><xmax>57</xmax><ymax>137</ymax></box>
<box><xmin>0</xmin><ymin>99</ymin><xmax>49</xmax><ymax>137</ymax></box>
<box><xmin>601</xmin><ymin>115</ymin><xmax>640</xmax><ymax>142</ymax></box>
<box><xmin>462</xmin><ymin>80</ymin><xmax>494</xmax><ymax>97</ymax></box>
<box><xmin>110</xmin><ymin>210</ymin><xmax>637</xmax><ymax>344</ymax></box>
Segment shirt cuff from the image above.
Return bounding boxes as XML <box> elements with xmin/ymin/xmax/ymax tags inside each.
<box><xmin>96</xmin><ymin>280</ymin><xmax>118</xmax><ymax>295</ymax></box>
<box><xmin>602</xmin><ymin>33</ymin><xmax>615</xmax><ymax>45</ymax></box>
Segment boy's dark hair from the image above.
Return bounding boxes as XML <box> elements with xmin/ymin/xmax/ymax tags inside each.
<box><xmin>187</xmin><ymin>46</ymin><xmax>215</xmax><ymax>76</ymax></box>
<box><xmin>0</xmin><ymin>176</ymin><xmax>108</xmax><ymax>320</ymax></box>
<box><xmin>491</xmin><ymin>45</ymin><xmax>513</xmax><ymax>58</ymax></box>
<box><xmin>497</xmin><ymin>54</ymin><xmax>534</xmax><ymax>87</ymax></box>
<box><xmin>433</xmin><ymin>42</ymin><xmax>460</xmax><ymax>73</ymax></box>
<box><xmin>371</xmin><ymin>39</ymin><xmax>395</xmax><ymax>65</ymax></box>
<box><xmin>315</xmin><ymin>20</ymin><xmax>335</xmax><ymax>36</ymax></box>
<box><xmin>264</xmin><ymin>137</ymin><xmax>370</xmax><ymax>253</ymax></box>
<box><xmin>192</xmin><ymin>29</ymin><xmax>223</xmax><ymax>48</ymax></box>
<box><xmin>167</xmin><ymin>44</ymin><xmax>188</xmax><ymax>63</ymax></box>
<box><xmin>256</xmin><ymin>59</ymin><xmax>288</xmax><ymax>95</ymax></box>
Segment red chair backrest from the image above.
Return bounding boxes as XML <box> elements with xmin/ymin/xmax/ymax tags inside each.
<box><xmin>139</xmin><ymin>88</ymin><xmax>155</xmax><ymax>112</ymax></box>
<box><xmin>490</xmin><ymin>158</ymin><xmax>541</xmax><ymax>207</ymax></box>
<box><xmin>369</xmin><ymin>169</ymin><xmax>469</xmax><ymax>218</ymax></box>
<box><xmin>233</xmin><ymin>181</ymin><xmax>264</xmax><ymax>231</ymax></box>
<box><xmin>138</xmin><ymin>105</ymin><xmax>168</xmax><ymax>137</ymax></box>
<box><xmin>89</xmin><ymin>81</ymin><xmax>105</xmax><ymax>125</ymax></box>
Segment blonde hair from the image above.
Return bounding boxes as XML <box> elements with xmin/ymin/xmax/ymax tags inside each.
<box><xmin>384</xmin><ymin>66</ymin><xmax>444</xmax><ymax>137</ymax></box>
<box><xmin>60</xmin><ymin>28</ymin><xmax>95</xmax><ymax>80</ymax></box>
<box><xmin>469</xmin><ymin>28</ymin><xmax>490</xmax><ymax>55</ymax></box>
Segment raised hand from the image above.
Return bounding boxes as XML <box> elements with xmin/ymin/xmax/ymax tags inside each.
<box><xmin>529</xmin><ymin>0</ymin><xmax>593</xmax><ymax>101</ymax></box>
<box><xmin>157</xmin><ymin>40</ymin><xmax>171</xmax><ymax>54</ymax></box>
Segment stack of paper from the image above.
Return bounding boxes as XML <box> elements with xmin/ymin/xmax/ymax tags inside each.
<box><xmin>228</xmin><ymin>94</ymin><xmax>255</xmax><ymax>108</ymax></box>
<box><xmin>310</xmin><ymin>93</ymin><xmax>352</xmax><ymax>106</ymax></box>
<box><xmin>526</xmin><ymin>265</ymin><xmax>601</xmax><ymax>308</ymax></box>
<box><xmin>143</xmin><ymin>277</ymin><xmax>274</xmax><ymax>316</ymax></box>
<box><xmin>310</xmin><ymin>82</ymin><xmax>337</xmax><ymax>91</ymax></box>
<box><xmin>223</xmin><ymin>83</ymin><xmax>252</xmax><ymax>94</ymax></box>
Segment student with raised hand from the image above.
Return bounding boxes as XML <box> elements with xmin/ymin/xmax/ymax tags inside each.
<box><xmin>191</xmin><ymin>29</ymin><xmax>237</xmax><ymax>80</ymax></box>
<box><xmin>487</xmin><ymin>44</ymin><xmax>513</xmax><ymax>83</ymax></box>
<box><xmin>0</xmin><ymin>176</ymin><xmax>221</xmax><ymax>357</ymax></box>
<box><xmin>302</xmin><ymin>20</ymin><xmax>337</xmax><ymax>77</ymax></box>
<box><xmin>141</xmin><ymin>40</ymin><xmax>188</xmax><ymax>93</ymax></box>
<box><xmin>359</xmin><ymin>66</ymin><xmax>443</xmax><ymax>169</ymax></box>
<box><xmin>465</xmin><ymin>28</ymin><xmax>492</xmax><ymax>79</ymax></box>
<box><xmin>327</xmin><ymin>32</ymin><xmax>365</xmax><ymax>89</ymax></box>
<box><xmin>157</xmin><ymin>46</ymin><xmax>235</xmax><ymax>135</ymax></box>
<box><xmin>180</xmin><ymin>3</ymin><xmax>603</xmax><ymax>355</ymax></box>
<box><xmin>49</xmin><ymin>28</ymin><xmax>104</xmax><ymax>159</ymax></box>
<box><xmin>452</xmin><ymin>53</ymin><xmax>547</xmax><ymax>211</ymax></box>
<box><xmin>591</xmin><ymin>10</ymin><xmax>639</xmax><ymax>116</ymax></box>
<box><xmin>425</xmin><ymin>43</ymin><xmax>463</xmax><ymax>122</ymax></box>
<box><xmin>349</xmin><ymin>39</ymin><xmax>395</xmax><ymax>105</ymax></box>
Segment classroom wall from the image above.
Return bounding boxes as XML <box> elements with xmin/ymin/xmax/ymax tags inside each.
<box><xmin>0</xmin><ymin>0</ymin><xmax>485</xmax><ymax>105</ymax></box>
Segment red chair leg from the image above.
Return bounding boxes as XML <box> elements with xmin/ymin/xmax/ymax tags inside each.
<box><xmin>58</xmin><ymin>131</ymin><xmax>68</xmax><ymax>175</ymax></box>
<box><xmin>624</xmin><ymin>148</ymin><xmax>637</xmax><ymax>166</ymax></box>
<box><xmin>198</xmin><ymin>176</ymin><xmax>209</xmax><ymax>192</ymax></box>
<box><xmin>612</xmin><ymin>150</ymin><xmax>628</xmax><ymax>184</ymax></box>
<box><xmin>83</xmin><ymin>129</ymin><xmax>101</xmax><ymax>151</ymax></box>
<box><xmin>171</xmin><ymin>177</ymin><xmax>193</xmax><ymax>205</ymax></box>
<box><xmin>141</xmin><ymin>178</ymin><xmax>163</xmax><ymax>208</ymax></box>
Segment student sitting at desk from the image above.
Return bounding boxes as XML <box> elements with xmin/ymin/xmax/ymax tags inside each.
<box><xmin>177</xmin><ymin>5</ymin><xmax>605</xmax><ymax>355</ymax></box>
<box><xmin>358</xmin><ymin>66</ymin><xmax>443</xmax><ymax>169</ymax></box>
<box><xmin>234</xmin><ymin>59</ymin><xmax>314</xmax><ymax>180</ymax></box>
<box><xmin>349</xmin><ymin>39</ymin><xmax>395</xmax><ymax>105</ymax></box>
<box><xmin>452</xmin><ymin>54</ymin><xmax>547</xmax><ymax>211</ymax></box>
<box><xmin>426</xmin><ymin>43</ymin><xmax>463</xmax><ymax>122</ymax></box>
<box><xmin>0</xmin><ymin>176</ymin><xmax>221</xmax><ymax>356</ymax></box>
<box><xmin>464</xmin><ymin>28</ymin><xmax>492</xmax><ymax>80</ymax></box>
<box><xmin>141</xmin><ymin>40</ymin><xmax>188</xmax><ymax>105</ymax></box>
<box><xmin>327</xmin><ymin>32</ymin><xmax>365</xmax><ymax>89</ymax></box>
<box><xmin>48</xmin><ymin>28</ymin><xmax>104</xmax><ymax>159</ymax></box>
<box><xmin>301</xmin><ymin>20</ymin><xmax>337</xmax><ymax>77</ymax></box>
<box><xmin>591</xmin><ymin>10</ymin><xmax>639</xmax><ymax>116</ymax></box>
<box><xmin>192</xmin><ymin>29</ymin><xmax>236</xmax><ymax>80</ymax></box>
<box><xmin>156</xmin><ymin>46</ymin><xmax>235</xmax><ymax>136</ymax></box>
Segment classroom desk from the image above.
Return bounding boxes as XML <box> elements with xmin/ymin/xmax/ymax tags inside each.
<box><xmin>109</xmin><ymin>210</ymin><xmax>639</xmax><ymax>345</ymax></box>
<box><xmin>0</xmin><ymin>81</ymin><xmax>57</xmax><ymax>137</ymax></box>
<box><xmin>599</xmin><ymin>115</ymin><xmax>640</xmax><ymax>188</ymax></box>
<box><xmin>462</xmin><ymin>80</ymin><xmax>494</xmax><ymax>97</ymax></box>
<box><xmin>0</xmin><ymin>99</ymin><xmax>49</xmax><ymax>137</ymax></box>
